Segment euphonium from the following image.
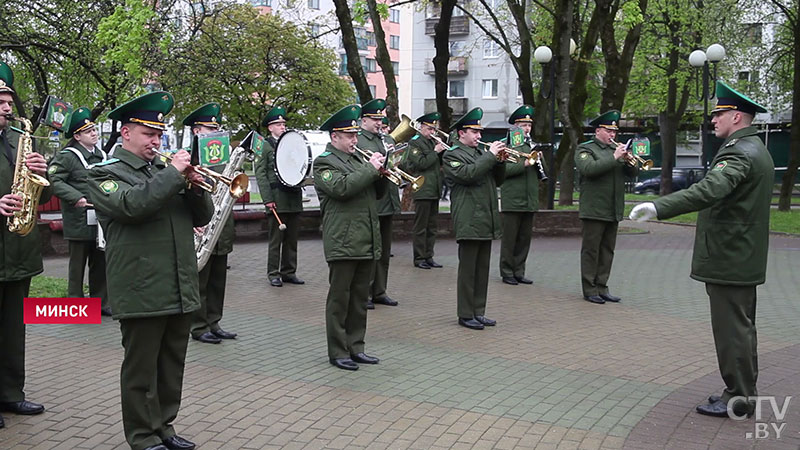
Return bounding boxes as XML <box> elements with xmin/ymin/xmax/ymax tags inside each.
<box><xmin>6</xmin><ymin>115</ymin><xmax>50</xmax><ymax>236</ymax></box>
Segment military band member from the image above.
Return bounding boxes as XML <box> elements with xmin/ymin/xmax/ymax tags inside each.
<box><xmin>0</xmin><ymin>61</ymin><xmax>50</xmax><ymax>429</ymax></box>
<box><xmin>88</xmin><ymin>92</ymin><xmax>213</xmax><ymax>450</ymax></box>
<box><xmin>405</xmin><ymin>112</ymin><xmax>446</xmax><ymax>269</ymax></box>
<box><xmin>357</xmin><ymin>99</ymin><xmax>399</xmax><ymax>309</ymax></box>
<box><xmin>314</xmin><ymin>105</ymin><xmax>384</xmax><ymax>371</ymax></box>
<box><xmin>442</xmin><ymin>107</ymin><xmax>505</xmax><ymax>330</ymax></box>
<box><xmin>254</xmin><ymin>106</ymin><xmax>304</xmax><ymax>287</ymax></box>
<box><xmin>48</xmin><ymin>107</ymin><xmax>110</xmax><ymax>314</ymax></box>
<box><xmin>184</xmin><ymin>103</ymin><xmax>238</xmax><ymax>345</ymax></box>
<box><xmin>499</xmin><ymin>105</ymin><xmax>538</xmax><ymax>285</ymax></box>
<box><xmin>575</xmin><ymin>110</ymin><xmax>637</xmax><ymax>304</ymax></box>
<box><xmin>630</xmin><ymin>82</ymin><xmax>772</xmax><ymax>418</ymax></box>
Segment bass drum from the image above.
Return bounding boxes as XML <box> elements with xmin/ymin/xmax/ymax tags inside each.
<box><xmin>274</xmin><ymin>130</ymin><xmax>330</xmax><ymax>187</ymax></box>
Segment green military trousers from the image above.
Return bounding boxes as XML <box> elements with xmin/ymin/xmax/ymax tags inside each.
<box><xmin>413</xmin><ymin>199</ymin><xmax>439</xmax><ymax>264</ymax></box>
<box><xmin>326</xmin><ymin>259</ymin><xmax>375</xmax><ymax>360</ymax></box>
<box><xmin>580</xmin><ymin>219</ymin><xmax>618</xmax><ymax>297</ymax></box>
<box><xmin>68</xmin><ymin>240</ymin><xmax>108</xmax><ymax>308</ymax></box>
<box><xmin>499</xmin><ymin>212</ymin><xmax>534</xmax><ymax>279</ymax></box>
<box><xmin>119</xmin><ymin>313</ymin><xmax>191</xmax><ymax>450</ymax></box>
<box><xmin>370</xmin><ymin>215</ymin><xmax>393</xmax><ymax>299</ymax></box>
<box><xmin>0</xmin><ymin>278</ymin><xmax>32</xmax><ymax>403</ymax></box>
<box><xmin>267</xmin><ymin>212</ymin><xmax>300</xmax><ymax>279</ymax></box>
<box><xmin>191</xmin><ymin>253</ymin><xmax>228</xmax><ymax>338</ymax></box>
<box><xmin>706</xmin><ymin>283</ymin><xmax>758</xmax><ymax>414</ymax></box>
<box><xmin>457</xmin><ymin>240</ymin><xmax>492</xmax><ymax>319</ymax></box>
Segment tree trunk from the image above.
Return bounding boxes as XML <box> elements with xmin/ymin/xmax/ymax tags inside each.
<box><xmin>778</xmin><ymin>17</ymin><xmax>799</xmax><ymax>211</ymax></box>
<box><xmin>554</xmin><ymin>0</ymin><xmax>577</xmax><ymax>206</ymax></box>
<box><xmin>433</xmin><ymin>0</ymin><xmax>457</xmax><ymax>130</ymax></box>
<box><xmin>599</xmin><ymin>0</ymin><xmax>647</xmax><ymax>111</ymax></box>
<box><xmin>366</xmin><ymin>0</ymin><xmax>399</xmax><ymax>127</ymax></box>
<box><xmin>658</xmin><ymin>111</ymin><xmax>677</xmax><ymax>194</ymax></box>
<box><xmin>332</xmin><ymin>0</ymin><xmax>372</xmax><ymax>103</ymax></box>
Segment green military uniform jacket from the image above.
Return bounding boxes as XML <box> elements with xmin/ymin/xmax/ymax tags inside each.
<box><xmin>442</xmin><ymin>140</ymin><xmax>505</xmax><ymax>240</ymax></box>
<box><xmin>87</xmin><ymin>147</ymin><xmax>214</xmax><ymax>319</ymax></box>
<box><xmin>575</xmin><ymin>138</ymin><xmax>637</xmax><ymax>222</ymax></box>
<box><xmin>0</xmin><ymin>127</ymin><xmax>53</xmax><ymax>282</ymax></box>
<box><xmin>313</xmin><ymin>143</ymin><xmax>382</xmax><ymax>262</ymax></box>
<box><xmin>404</xmin><ymin>133</ymin><xmax>442</xmax><ymax>200</ymax></box>
<box><xmin>48</xmin><ymin>144</ymin><xmax>107</xmax><ymax>241</ymax></box>
<box><xmin>254</xmin><ymin>136</ymin><xmax>303</xmax><ymax>213</ymax></box>
<box><xmin>358</xmin><ymin>129</ymin><xmax>400</xmax><ymax>216</ymax></box>
<box><xmin>654</xmin><ymin>126</ymin><xmax>773</xmax><ymax>286</ymax></box>
<box><xmin>500</xmin><ymin>141</ymin><xmax>539</xmax><ymax>212</ymax></box>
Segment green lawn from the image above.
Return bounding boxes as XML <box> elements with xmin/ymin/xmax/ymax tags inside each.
<box><xmin>29</xmin><ymin>276</ymin><xmax>71</xmax><ymax>298</ymax></box>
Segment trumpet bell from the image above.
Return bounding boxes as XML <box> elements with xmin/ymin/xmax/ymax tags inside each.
<box><xmin>411</xmin><ymin>175</ymin><xmax>425</xmax><ymax>192</ymax></box>
<box><xmin>229</xmin><ymin>173</ymin><xmax>250</xmax><ymax>198</ymax></box>
<box><xmin>389</xmin><ymin>114</ymin><xmax>417</xmax><ymax>144</ymax></box>
<box><xmin>641</xmin><ymin>159</ymin><xmax>654</xmax><ymax>171</ymax></box>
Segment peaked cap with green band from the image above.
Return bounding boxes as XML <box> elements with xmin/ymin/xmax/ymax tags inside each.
<box><xmin>711</xmin><ymin>81</ymin><xmax>768</xmax><ymax>116</ymax></box>
<box><xmin>262</xmin><ymin>106</ymin><xmax>287</xmax><ymax>127</ymax></box>
<box><xmin>182</xmin><ymin>102</ymin><xmax>221</xmax><ymax>128</ymax></box>
<box><xmin>381</xmin><ymin>116</ymin><xmax>389</xmax><ymax>126</ymax></box>
<box><xmin>509</xmin><ymin>104</ymin><xmax>534</xmax><ymax>124</ymax></box>
<box><xmin>361</xmin><ymin>98</ymin><xmax>386</xmax><ymax>118</ymax></box>
<box><xmin>0</xmin><ymin>61</ymin><xmax>13</xmax><ymax>94</ymax></box>
<box><xmin>449</xmin><ymin>107</ymin><xmax>483</xmax><ymax>132</ymax></box>
<box><xmin>66</xmin><ymin>107</ymin><xmax>96</xmax><ymax>138</ymax></box>
<box><xmin>589</xmin><ymin>110</ymin><xmax>620</xmax><ymax>130</ymax></box>
<box><xmin>320</xmin><ymin>104</ymin><xmax>361</xmax><ymax>133</ymax></box>
<box><xmin>108</xmin><ymin>91</ymin><xmax>174</xmax><ymax>131</ymax></box>
<box><xmin>416</xmin><ymin>112</ymin><xmax>440</xmax><ymax>127</ymax></box>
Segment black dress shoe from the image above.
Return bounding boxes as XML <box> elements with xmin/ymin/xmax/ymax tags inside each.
<box><xmin>696</xmin><ymin>401</ymin><xmax>731</xmax><ymax>417</ymax></box>
<box><xmin>212</xmin><ymin>329</ymin><xmax>237</xmax><ymax>339</ymax></box>
<box><xmin>351</xmin><ymin>352</ymin><xmax>379</xmax><ymax>364</ymax></box>
<box><xmin>193</xmin><ymin>332</ymin><xmax>221</xmax><ymax>344</ymax></box>
<box><xmin>474</xmin><ymin>315</ymin><xmax>496</xmax><ymax>326</ymax></box>
<box><xmin>709</xmin><ymin>395</ymin><xmax>722</xmax><ymax>404</ymax></box>
<box><xmin>502</xmin><ymin>276</ymin><xmax>519</xmax><ymax>285</ymax></box>
<box><xmin>584</xmin><ymin>295</ymin><xmax>606</xmax><ymax>304</ymax></box>
<box><xmin>101</xmin><ymin>306</ymin><xmax>113</xmax><ymax>316</ymax></box>
<box><xmin>415</xmin><ymin>261</ymin><xmax>432</xmax><ymax>269</ymax></box>
<box><xmin>144</xmin><ymin>446</ymin><xmax>168</xmax><ymax>450</ymax></box>
<box><xmin>0</xmin><ymin>413</ymin><xmax>5</xmax><ymax>429</ymax></box>
<box><xmin>373</xmin><ymin>296</ymin><xmax>398</xmax><ymax>306</ymax></box>
<box><xmin>330</xmin><ymin>358</ymin><xmax>359</xmax><ymax>370</ymax></box>
<box><xmin>270</xmin><ymin>277</ymin><xmax>283</xmax><ymax>287</ymax></box>
<box><xmin>366</xmin><ymin>299</ymin><xmax>375</xmax><ymax>310</ymax></box>
<box><xmin>282</xmin><ymin>275</ymin><xmax>305</xmax><ymax>285</ymax></box>
<box><xmin>515</xmin><ymin>276</ymin><xmax>533</xmax><ymax>285</ymax></box>
<box><xmin>163</xmin><ymin>435</ymin><xmax>196</xmax><ymax>450</ymax></box>
<box><xmin>0</xmin><ymin>400</ymin><xmax>45</xmax><ymax>415</ymax></box>
<box><xmin>458</xmin><ymin>318</ymin><xmax>484</xmax><ymax>330</ymax></box>
<box><xmin>426</xmin><ymin>259</ymin><xmax>443</xmax><ymax>268</ymax></box>
<box><xmin>600</xmin><ymin>293</ymin><xmax>621</xmax><ymax>302</ymax></box>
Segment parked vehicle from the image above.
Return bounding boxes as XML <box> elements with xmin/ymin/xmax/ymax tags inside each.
<box><xmin>633</xmin><ymin>167</ymin><xmax>706</xmax><ymax>195</ymax></box>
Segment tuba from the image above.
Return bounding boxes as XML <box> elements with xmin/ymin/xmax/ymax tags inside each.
<box><xmin>194</xmin><ymin>143</ymin><xmax>254</xmax><ymax>271</ymax></box>
<box><xmin>6</xmin><ymin>115</ymin><xmax>50</xmax><ymax>236</ymax></box>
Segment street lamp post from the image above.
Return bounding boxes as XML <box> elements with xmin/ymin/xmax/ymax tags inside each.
<box><xmin>689</xmin><ymin>44</ymin><xmax>726</xmax><ymax>172</ymax></box>
<box><xmin>534</xmin><ymin>45</ymin><xmax>556</xmax><ymax>209</ymax></box>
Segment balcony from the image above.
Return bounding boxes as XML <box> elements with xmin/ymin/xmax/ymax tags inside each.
<box><xmin>424</xmin><ymin>98</ymin><xmax>468</xmax><ymax>116</ymax></box>
<box><xmin>425</xmin><ymin>16</ymin><xmax>469</xmax><ymax>36</ymax></box>
<box><xmin>424</xmin><ymin>57</ymin><xmax>468</xmax><ymax>76</ymax></box>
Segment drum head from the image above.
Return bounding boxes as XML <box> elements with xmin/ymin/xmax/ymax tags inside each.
<box><xmin>275</xmin><ymin>131</ymin><xmax>313</xmax><ymax>187</ymax></box>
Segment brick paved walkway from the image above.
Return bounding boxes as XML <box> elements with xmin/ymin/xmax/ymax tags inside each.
<box><xmin>2</xmin><ymin>221</ymin><xmax>799</xmax><ymax>449</ymax></box>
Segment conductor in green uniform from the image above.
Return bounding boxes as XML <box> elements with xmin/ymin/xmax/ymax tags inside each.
<box><xmin>575</xmin><ymin>110</ymin><xmax>637</xmax><ymax>304</ymax></box>
<box><xmin>630</xmin><ymin>82</ymin><xmax>773</xmax><ymax>418</ymax></box>
<box><xmin>48</xmin><ymin>107</ymin><xmax>110</xmax><ymax>315</ymax></box>
<box><xmin>254</xmin><ymin>106</ymin><xmax>304</xmax><ymax>287</ymax></box>
<box><xmin>0</xmin><ymin>61</ymin><xmax>50</xmax><ymax>429</ymax></box>
<box><xmin>183</xmin><ymin>103</ymin><xmax>238</xmax><ymax>345</ymax></box>
<box><xmin>314</xmin><ymin>105</ymin><xmax>385</xmax><ymax>371</ymax></box>
<box><xmin>88</xmin><ymin>92</ymin><xmax>214</xmax><ymax>450</ymax></box>
<box><xmin>499</xmin><ymin>105</ymin><xmax>540</xmax><ymax>286</ymax></box>
<box><xmin>442</xmin><ymin>107</ymin><xmax>505</xmax><ymax>330</ymax></box>
<box><xmin>405</xmin><ymin>112</ymin><xmax>446</xmax><ymax>269</ymax></box>
<box><xmin>357</xmin><ymin>99</ymin><xmax>399</xmax><ymax>308</ymax></box>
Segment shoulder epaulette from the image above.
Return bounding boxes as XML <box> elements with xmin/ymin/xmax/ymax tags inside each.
<box><xmin>579</xmin><ymin>140</ymin><xmax>593</xmax><ymax>145</ymax></box>
<box><xmin>447</xmin><ymin>145</ymin><xmax>459</xmax><ymax>151</ymax></box>
<box><xmin>411</xmin><ymin>135</ymin><xmax>419</xmax><ymax>141</ymax></box>
<box><xmin>725</xmin><ymin>139</ymin><xmax>739</xmax><ymax>148</ymax></box>
<box><xmin>93</xmin><ymin>158</ymin><xmax>120</xmax><ymax>167</ymax></box>
<box><xmin>319</xmin><ymin>151</ymin><xmax>331</xmax><ymax>157</ymax></box>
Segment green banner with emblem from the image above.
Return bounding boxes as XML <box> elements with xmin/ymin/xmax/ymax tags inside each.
<box><xmin>632</xmin><ymin>137</ymin><xmax>650</xmax><ymax>157</ymax></box>
<box><xmin>37</xmin><ymin>95</ymin><xmax>73</xmax><ymax>131</ymax></box>
<box><xmin>508</xmin><ymin>127</ymin><xmax>525</xmax><ymax>148</ymax></box>
<box><xmin>197</xmin><ymin>131</ymin><xmax>231</xmax><ymax>167</ymax></box>
<box><xmin>241</xmin><ymin>130</ymin><xmax>266</xmax><ymax>157</ymax></box>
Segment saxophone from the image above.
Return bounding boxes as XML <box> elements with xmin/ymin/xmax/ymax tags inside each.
<box><xmin>194</xmin><ymin>143</ymin><xmax>254</xmax><ymax>271</ymax></box>
<box><xmin>6</xmin><ymin>115</ymin><xmax>51</xmax><ymax>236</ymax></box>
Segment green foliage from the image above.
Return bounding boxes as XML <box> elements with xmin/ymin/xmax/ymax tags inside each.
<box><xmin>619</xmin><ymin>0</ymin><xmax>645</xmax><ymax>29</ymax></box>
<box><xmin>30</xmin><ymin>276</ymin><xmax>70</xmax><ymax>298</ymax></box>
<box><xmin>352</xmin><ymin>0</ymin><xmax>389</xmax><ymax>25</ymax></box>
<box><xmin>95</xmin><ymin>0</ymin><xmax>157</xmax><ymax>79</ymax></box>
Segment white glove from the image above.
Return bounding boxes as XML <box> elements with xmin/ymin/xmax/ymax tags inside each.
<box><xmin>629</xmin><ymin>202</ymin><xmax>657</xmax><ymax>222</ymax></box>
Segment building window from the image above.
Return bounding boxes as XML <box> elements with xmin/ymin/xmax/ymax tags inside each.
<box><xmin>743</xmin><ymin>23</ymin><xmax>762</xmax><ymax>46</ymax></box>
<box><xmin>250</xmin><ymin>0</ymin><xmax>271</xmax><ymax>6</ymax></box>
<box><xmin>369</xmin><ymin>85</ymin><xmax>377</xmax><ymax>97</ymax></box>
<box><xmin>449</xmin><ymin>80</ymin><xmax>465</xmax><ymax>97</ymax></box>
<box><xmin>390</xmin><ymin>35</ymin><xmax>400</xmax><ymax>49</ymax></box>
<box><xmin>483</xmin><ymin>40</ymin><xmax>501</xmax><ymax>59</ymax></box>
<box><xmin>365</xmin><ymin>58</ymin><xmax>377</xmax><ymax>73</ymax></box>
<box><xmin>339</xmin><ymin>54</ymin><xmax>348</xmax><ymax>76</ymax></box>
<box><xmin>738</xmin><ymin>71</ymin><xmax>750</xmax><ymax>81</ymax></box>
<box><xmin>449</xmin><ymin>41</ymin><xmax>465</xmax><ymax>57</ymax></box>
<box><xmin>452</xmin><ymin>4</ymin><xmax>465</xmax><ymax>16</ymax></box>
<box><xmin>308</xmin><ymin>0</ymin><xmax>319</xmax><ymax>8</ymax></box>
<box><xmin>738</xmin><ymin>70</ymin><xmax>759</xmax><ymax>83</ymax></box>
<box><xmin>517</xmin><ymin>79</ymin><xmax>522</xmax><ymax>98</ymax></box>
<box><xmin>482</xmin><ymin>79</ymin><xmax>498</xmax><ymax>98</ymax></box>
<box><xmin>391</xmin><ymin>61</ymin><xmax>399</xmax><ymax>73</ymax></box>
<box><xmin>310</xmin><ymin>24</ymin><xmax>320</xmax><ymax>36</ymax></box>
<box><xmin>390</xmin><ymin>8</ymin><xmax>400</xmax><ymax>23</ymax></box>
<box><xmin>366</xmin><ymin>31</ymin><xmax>376</xmax><ymax>47</ymax></box>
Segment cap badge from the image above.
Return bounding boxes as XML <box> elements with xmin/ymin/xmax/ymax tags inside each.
<box><xmin>351</xmin><ymin>120</ymin><xmax>357</xmax><ymax>127</ymax></box>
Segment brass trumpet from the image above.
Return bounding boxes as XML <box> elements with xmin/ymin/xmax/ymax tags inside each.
<box><xmin>397</xmin><ymin>114</ymin><xmax>450</xmax><ymax>148</ymax></box>
<box><xmin>353</xmin><ymin>145</ymin><xmax>425</xmax><ymax>192</ymax></box>
<box><xmin>155</xmin><ymin>150</ymin><xmax>249</xmax><ymax>198</ymax></box>
<box><xmin>610</xmin><ymin>139</ymin><xmax>653</xmax><ymax>170</ymax></box>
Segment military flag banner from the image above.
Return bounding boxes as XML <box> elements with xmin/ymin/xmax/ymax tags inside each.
<box><xmin>632</xmin><ymin>137</ymin><xmax>651</xmax><ymax>157</ymax></box>
<box><xmin>509</xmin><ymin>127</ymin><xmax>526</xmax><ymax>148</ymax></box>
<box><xmin>198</xmin><ymin>131</ymin><xmax>231</xmax><ymax>166</ymax></box>
<box><xmin>37</xmin><ymin>95</ymin><xmax>73</xmax><ymax>131</ymax></box>
<box><xmin>241</xmin><ymin>130</ymin><xmax>266</xmax><ymax>157</ymax></box>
